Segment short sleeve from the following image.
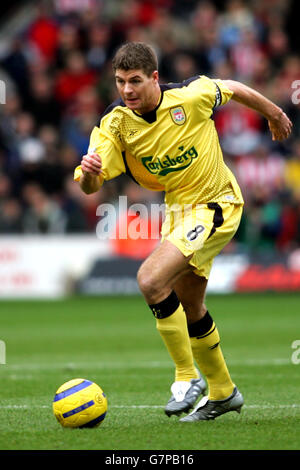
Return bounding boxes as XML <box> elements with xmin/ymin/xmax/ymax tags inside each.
<box><xmin>190</xmin><ymin>76</ymin><xmax>233</xmax><ymax>118</ymax></box>
<box><xmin>212</xmin><ymin>79</ymin><xmax>234</xmax><ymax>107</ymax></box>
<box><xmin>73</xmin><ymin>125</ymin><xmax>126</xmax><ymax>183</ymax></box>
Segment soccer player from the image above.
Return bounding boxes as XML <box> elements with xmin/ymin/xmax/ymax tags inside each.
<box><xmin>74</xmin><ymin>42</ymin><xmax>292</xmax><ymax>422</ymax></box>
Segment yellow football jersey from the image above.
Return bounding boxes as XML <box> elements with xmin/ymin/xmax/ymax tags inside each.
<box><xmin>74</xmin><ymin>75</ymin><xmax>244</xmax><ymax>206</ymax></box>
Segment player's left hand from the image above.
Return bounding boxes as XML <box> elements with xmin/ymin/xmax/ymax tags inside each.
<box><xmin>268</xmin><ymin>111</ymin><xmax>293</xmax><ymax>141</ymax></box>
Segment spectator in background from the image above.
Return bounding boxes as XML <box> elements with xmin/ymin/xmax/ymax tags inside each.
<box><xmin>0</xmin><ymin>173</ymin><xmax>22</xmax><ymax>233</ymax></box>
<box><xmin>0</xmin><ymin>173</ymin><xmax>12</xmax><ymax>200</ymax></box>
<box><xmin>55</xmin><ymin>50</ymin><xmax>97</xmax><ymax>108</ymax></box>
<box><xmin>196</xmin><ymin>27</ymin><xmax>227</xmax><ymax>75</ymax></box>
<box><xmin>0</xmin><ymin>38</ymin><xmax>31</xmax><ymax>103</ymax></box>
<box><xmin>192</xmin><ymin>1</ymin><xmax>224</xmax><ymax>75</ymax></box>
<box><xmin>62</xmin><ymin>174</ymin><xmax>90</xmax><ymax>233</ymax></box>
<box><xmin>267</xmin><ymin>26</ymin><xmax>290</xmax><ymax>72</ymax></box>
<box><xmin>25</xmin><ymin>73</ymin><xmax>61</xmax><ymax>127</ymax></box>
<box><xmin>0</xmin><ymin>85</ymin><xmax>23</xmax><ymax>173</ymax></box>
<box><xmin>235</xmin><ymin>144</ymin><xmax>286</xmax><ymax>198</ymax></box>
<box><xmin>267</xmin><ymin>55</ymin><xmax>300</xmax><ymax>137</ymax></box>
<box><xmin>35</xmin><ymin>125</ymin><xmax>66</xmax><ymax>195</ymax></box>
<box><xmin>60</xmin><ymin>82</ymin><xmax>102</xmax><ymax>157</ymax></box>
<box><xmin>59</xmin><ymin>144</ymin><xmax>81</xmax><ymax>176</ymax></box>
<box><xmin>230</xmin><ymin>26</ymin><xmax>265</xmax><ymax>81</ymax></box>
<box><xmin>21</xmin><ymin>182</ymin><xmax>67</xmax><ymax>234</ymax></box>
<box><xmin>54</xmin><ymin>0</ymin><xmax>99</xmax><ymax>17</ymax></box>
<box><xmin>0</xmin><ymin>198</ymin><xmax>23</xmax><ymax>233</ymax></box>
<box><xmin>27</xmin><ymin>3</ymin><xmax>59</xmax><ymax>65</ymax></box>
<box><xmin>149</xmin><ymin>6</ymin><xmax>194</xmax><ymax>52</ymax></box>
<box><xmin>86</xmin><ymin>23</ymin><xmax>111</xmax><ymax>71</ymax></box>
<box><xmin>218</xmin><ymin>0</ymin><xmax>257</xmax><ymax>49</ymax></box>
<box><xmin>158</xmin><ymin>38</ymin><xmax>186</xmax><ymax>83</ymax></box>
<box><xmin>54</xmin><ymin>22</ymin><xmax>81</xmax><ymax>70</ymax></box>
<box><xmin>14</xmin><ymin>112</ymin><xmax>47</xmax><ymax>189</ymax></box>
<box><xmin>277</xmin><ymin>195</ymin><xmax>299</xmax><ymax>252</ymax></box>
<box><xmin>66</xmin><ymin>84</ymin><xmax>102</xmax><ymax>118</ymax></box>
<box><xmin>171</xmin><ymin>53</ymin><xmax>198</xmax><ymax>83</ymax></box>
<box><xmin>241</xmin><ymin>185</ymin><xmax>282</xmax><ymax>254</ymax></box>
<box><xmin>284</xmin><ymin>139</ymin><xmax>300</xmax><ymax>199</ymax></box>
<box><xmin>214</xmin><ymin>99</ymin><xmax>263</xmax><ymax>155</ymax></box>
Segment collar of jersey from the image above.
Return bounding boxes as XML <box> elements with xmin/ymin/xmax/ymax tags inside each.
<box><xmin>131</xmin><ymin>90</ymin><xmax>163</xmax><ymax>124</ymax></box>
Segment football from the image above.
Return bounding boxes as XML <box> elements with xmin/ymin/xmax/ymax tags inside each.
<box><xmin>53</xmin><ymin>378</ymin><xmax>108</xmax><ymax>428</ymax></box>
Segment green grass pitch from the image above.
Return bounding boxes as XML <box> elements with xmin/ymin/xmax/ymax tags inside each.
<box><xmin>0</xmin><ymin>293</ymin><xmax>299</xmax><ymax>450</ymax></box>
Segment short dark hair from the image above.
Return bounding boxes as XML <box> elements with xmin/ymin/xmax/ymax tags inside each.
<box><xmin>112</xmin><ymin>42</ymin><xmax>158</xmax><ymax>76</ymax></box>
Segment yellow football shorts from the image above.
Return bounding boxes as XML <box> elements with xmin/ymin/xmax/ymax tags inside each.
<box><xmin>161</xmin><ymin>202</ymin><xmax>243</xmax><ymax>279</ymax></box>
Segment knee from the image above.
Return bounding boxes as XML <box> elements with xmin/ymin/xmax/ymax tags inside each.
<box><xmin>137</xmin><ymin>265</ymin><xmax>161</xmax><ymax>300</ymax></box>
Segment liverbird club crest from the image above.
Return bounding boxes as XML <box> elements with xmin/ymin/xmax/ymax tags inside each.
<box><xmin>170</xmin><ymin>106</ymin><xmax>186</xmax><ymax>125</ymax></box>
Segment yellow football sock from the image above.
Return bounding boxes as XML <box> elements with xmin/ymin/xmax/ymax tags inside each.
<box><xmin>156</xmin><ymin>303</ymin><xmax>198</xmax><ymax>382</ymax></box>
<box><xmin>190</xmin><ymin>320</ymin><xmax>235</xmax><ymax>400</ymax></box>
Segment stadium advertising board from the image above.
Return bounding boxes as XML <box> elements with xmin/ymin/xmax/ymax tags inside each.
<box><xmin>1</xmin><ymin>237</ymin><xmax>300</xmax><ymax>297</ymax></box>
<box><xmin>0</xmin><ymin>236</ymin><xmax>109</xmax><ymax>298</ymax></box>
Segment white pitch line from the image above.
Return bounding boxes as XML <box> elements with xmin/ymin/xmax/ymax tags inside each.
<box><xmin>113</xmin><ymin>404</ymin><xmax>300</xmax><ymax>409</ymax></box>
<box><xmin>0</xmin><ymin>404</ymin><xmax>299</xmax><ymax>410</ymax></box>
<box><xmin>0</xmin><ymin>358</ymin><xmax>292</xmax><ymax>371</ymax></box>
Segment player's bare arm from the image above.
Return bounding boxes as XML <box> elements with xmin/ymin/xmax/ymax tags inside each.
<box><xmin>79</xmin><ymin>152</ymin><xmax>103</xmax><ymax>194</ymax></box>
<box><xmin>223</xmin><ymin>80</ymin><xmax>292</xmax><ymax>141</ymax></box>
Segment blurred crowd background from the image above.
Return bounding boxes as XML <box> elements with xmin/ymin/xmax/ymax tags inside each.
<box><xmin>0</xmin><ymin>0</ymin><xmax>299</xmax><ymax>256</ymax></box>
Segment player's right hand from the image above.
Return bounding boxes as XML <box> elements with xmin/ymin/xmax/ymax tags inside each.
<box><xmin>81</xmin><ymin>152</ymin><xmax>102</xmax><ymax>176</ymax></box>
<box><xmin>268</xmin><ymin>110</ymin><xmax>293</xmax><ymax>141</ymax></box>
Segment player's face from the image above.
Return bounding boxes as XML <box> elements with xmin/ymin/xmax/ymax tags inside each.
<box><xmin>115</xmin><ymin>69</ymin><xmax>160</xmax><ymax>114</ymax></box>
